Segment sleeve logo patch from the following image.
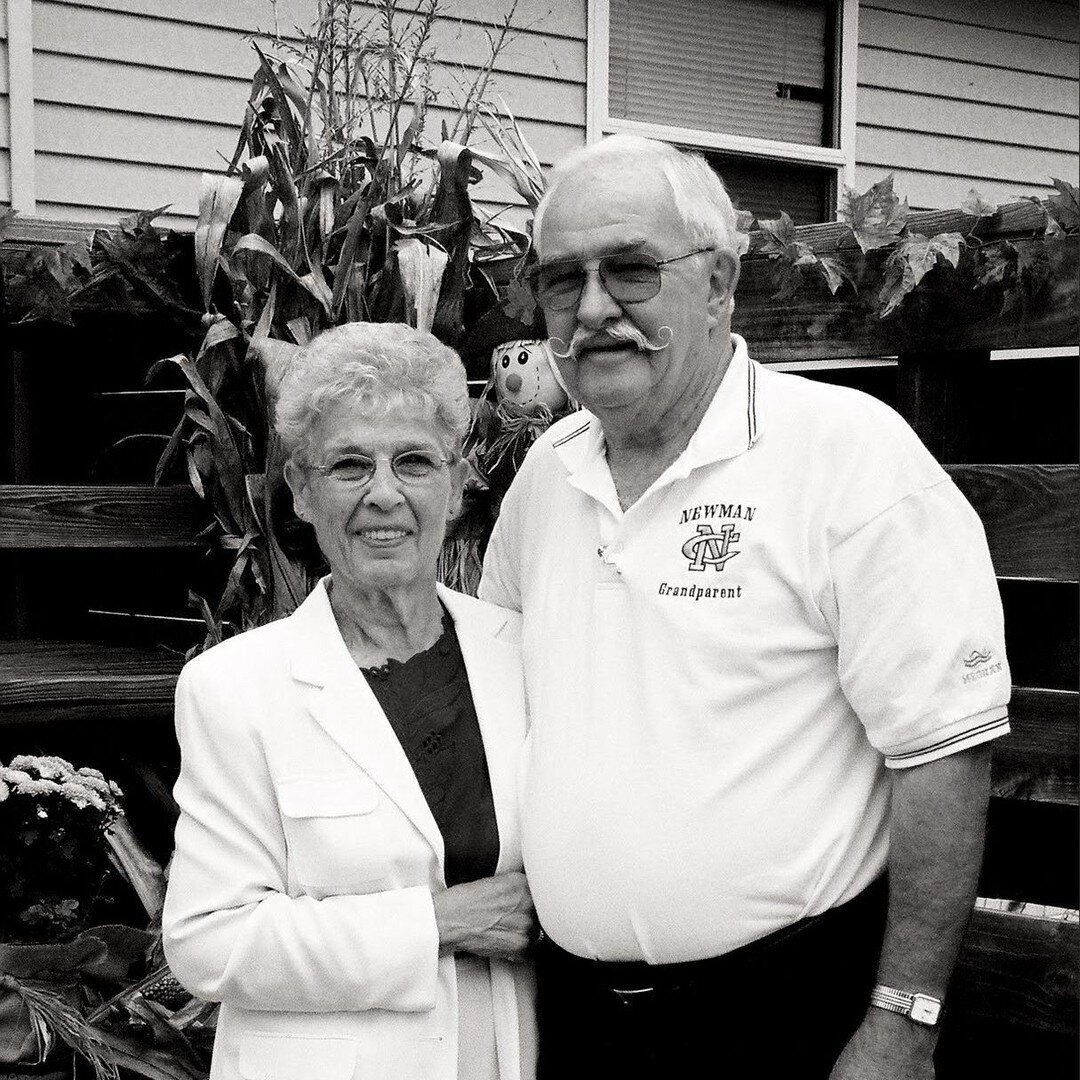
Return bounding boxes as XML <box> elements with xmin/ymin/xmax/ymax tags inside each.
<box><xmin>961</xmin><ymin>649</ymin><xmax>1003</xmax><ymax>684</ymax></box>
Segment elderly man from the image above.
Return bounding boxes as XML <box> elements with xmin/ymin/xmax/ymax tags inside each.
<box><xmin>478</xmin><ymin>135</ymin><xmax>1011</xmax><ymax>1080</ymax></box>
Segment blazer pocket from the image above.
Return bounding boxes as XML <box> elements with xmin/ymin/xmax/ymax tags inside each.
<box><xmin>239</xmin><ymin>1033</ymin><xmax>356</xmax><ymax>1080</ymax></box>
<box><xmin>278</xmin><ymin>775</ymin><xmax>389</xmax><ymax>892</ymax></box>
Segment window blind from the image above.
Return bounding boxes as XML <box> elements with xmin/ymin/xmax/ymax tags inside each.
<box><xmin>608</xmin><ymin>0</ymin><xmax>831</xmax><ymax>147</ymax></box>
<box><xmin>703</xmin><ymin>152</ymin><xmax>832</xmax><ymax>224</ymax></box>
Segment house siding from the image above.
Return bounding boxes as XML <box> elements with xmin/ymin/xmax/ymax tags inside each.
<box><xmin>3</xmin><ymin>0</ymin><xmax>1078</xmax><ymax>225</ymax></box>
<box><xmin>19</xmin><ymin>0</ymin><xmax>585</xmax><ymax>227</ymax></box>
<box><xmin>856</xmin><ymin>0</ymin><xmax>1080</xmax><ymax>209</ymax></box>
<box><xmin>1</xmin><ymin>4</ymin><xmax>12</xmax><ymax>204</ymax></box>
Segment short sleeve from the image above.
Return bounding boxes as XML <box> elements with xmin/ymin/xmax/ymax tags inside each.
<box><xmin>829</xmin><ymin>477</ymin><xmax>1011</xmax><ymax>769</ymax></box>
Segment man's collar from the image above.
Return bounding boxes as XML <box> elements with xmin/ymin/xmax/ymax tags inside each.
<box><xmin>551</xmin><ymin>334</ymin><xmax>762</xmax><ymax>484</ymax></box>
<box><xmin>680</xmin><ymin>333</ymin><xmax>761</xmax><ymax>467</ymax></box>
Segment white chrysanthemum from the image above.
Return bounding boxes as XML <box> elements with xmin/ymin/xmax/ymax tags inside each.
<box><xmin>0</xmin><ymin>779</ymin><xmax>9</xmax><ymax>802</ymax></box>
<box><xmin>61</xmin><ymin>781</ymin><xmax>107</xmax><ymax>812</ymax></box>
<box><xmin>14</xmin><ymin>777</ymin><xmax>62</xmax><ymax>797</ymax></box>
<box><xmin>72</xmin><ymin>772</ymin><xmax>111</xmax><ymax>796</ymax></box>
<box><xmin>16</xmin><ymin>755</ymin><xmax>75</xmax><ymax>781</ymax></box>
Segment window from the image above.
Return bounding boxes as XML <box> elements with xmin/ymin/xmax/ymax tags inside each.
<box><xmin>588</xmin><ymin>0</ymin><xmax>857</xmax><ymax>223</ymax></box>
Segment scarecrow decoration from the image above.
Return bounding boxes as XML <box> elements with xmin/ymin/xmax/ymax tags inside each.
<box><xmin>438</xmin><ymin>318</ymin><xmax>577</xmax><ymax>594</ymax></box>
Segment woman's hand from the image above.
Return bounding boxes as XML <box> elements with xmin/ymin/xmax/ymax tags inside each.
<box><xmin>433</xmin><ymin>871</ymin><xmax>536</xmax><ymax>959</ymax></box>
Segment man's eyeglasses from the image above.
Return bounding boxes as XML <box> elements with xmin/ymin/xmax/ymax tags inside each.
<box><xmin>527</xmin><ymin>248</ymin><xmax>713</xmax><ymax>311</ymax></box>
<box><xmin>312</xmin><ymin>450</ymin><xmax>451</xmax><ymax>486</ymax></box>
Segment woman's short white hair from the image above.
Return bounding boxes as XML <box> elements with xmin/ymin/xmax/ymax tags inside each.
<box><xmin>533</xmin><ymin>135</ymin><xmax>739</xmax><ymax>258</ymax></box>
<box><xmin>274</xmin><ymin>322</ymin><xmax>470</xmax><ymax>464</ymax></box>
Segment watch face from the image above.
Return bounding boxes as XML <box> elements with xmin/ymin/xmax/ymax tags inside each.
<box><xmin>910</xmin><ymin>995</ymin><xmax>941</xmax><ymax>1025</ymax></box>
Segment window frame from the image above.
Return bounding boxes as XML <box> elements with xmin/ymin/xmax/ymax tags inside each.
<box><xmin>585</xmin><ymin>0</ymin><xmax>859</xmax><ymax>215</ymax></box>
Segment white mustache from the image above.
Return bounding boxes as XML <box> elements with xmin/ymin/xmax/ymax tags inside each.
<box><xmin>549</xmin><ymin>323</ymin><xmax>673</xmax><ymax>360</ymax></box>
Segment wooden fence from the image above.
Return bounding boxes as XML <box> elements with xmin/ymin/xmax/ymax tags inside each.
<box><xmin>1</xmin><ymin>201</ymin><xmax>1078</xmax><ymax>1077</ymax></box>
<box><xmin>733</xmin><ymin>199</ymin><xmax>1079</xmax><ymax>1076</ymax></box>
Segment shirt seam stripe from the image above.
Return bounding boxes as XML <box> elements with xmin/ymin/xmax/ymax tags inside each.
<box><xmin>885</xmin><ymin>713</ymin><xmax>1009</xmax><ymax>761</ymax></box>
<box><xmin>552</xmin><ymin>421</ymin><xmax>591</xmax><ymax>448</ymax></box>
<box><xmin>747</xmin><ymin>359</ymin><xmax>758</xmax><ymax>448</ymax></box>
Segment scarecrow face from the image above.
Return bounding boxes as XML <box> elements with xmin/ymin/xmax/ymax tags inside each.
<box><xmin>491</xmin><ymin>339</ymin><xmax>568</xmax><ymax>413</ymax></box>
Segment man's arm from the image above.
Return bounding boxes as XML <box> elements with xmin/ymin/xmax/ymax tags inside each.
<box><xmin>830</xmin><ymin>742</ymin><xmax>992</xmax><ymax>1080</ymax></box>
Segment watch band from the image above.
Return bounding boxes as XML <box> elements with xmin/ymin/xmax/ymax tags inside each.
<box><xmin>869</xmin><ymin>984</ymin><xmax>943</xmax><ymax>1026</ymax></box>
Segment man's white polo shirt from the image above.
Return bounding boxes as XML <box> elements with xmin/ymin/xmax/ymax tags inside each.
<box><xmin>479</xmin><ymin>335</ymin><xmax>1010</xmax><ymax>964</ymax></box>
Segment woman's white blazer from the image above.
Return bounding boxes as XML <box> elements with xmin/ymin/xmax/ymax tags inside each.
<box><xmin>162</xmin><ymin>580</ymin><xmax>536</xmax><ymax>1080</ymax></box>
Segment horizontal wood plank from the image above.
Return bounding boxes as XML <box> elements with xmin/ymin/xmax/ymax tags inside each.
<box><xmin>746</xmin><ymin>198</ymin><xmax>1060</xmax><ymax>257</ymax></box>
<box><xmin>852</xmin><ymin>167</ymin><xmax>1057</xmax><ymax>217</ymax></box>
<box><xmin>35</xmin><ymin>99</ymin><xmax>581</xmax><ymax>174</ymax></box>
<box><xmin>945</xmin><ymin>465</ymin><xmax>1079</xmax><ymax>582</ymax></box>
<box><xmin>951</xmin><ymin>906</ymin><xmax>1079</xmax><ymax>1036</ymax></box>
<box><xmin>35</xmin><ymin>50</ymin><xmax>587</xmax><ymax>131</ymax></box>
<box><xmin>735</xmin><ymin>230</ymin><xmax>1079</xmax><ymax>361</ymax></box>
<box><xmin>47</xmin><ymin>0</ymin><xmax>587</xmax><ymax>43</ymax></box>
<box><xmin>857</xmin><ymin>125</ymin><xmax>1078</xmax><ymax>192</ymax></box>
<box><xmin>0</xmin><ymin>640</ymin><xmax>182</xmax><ymax>724</ymax></box>
<box><xmin>34</xmin><ymin>2</ymin><xmax>587</xmax><ymax>87</ymax></box>
<box><xmin>860</xmin><ymin>6</ymin><xmax>1078</xmax><ymax>79</ymax></box>
<box><xmin>0</xmin><ymin>485</ymin><xmax>204</xmax><ymax>548</ymax></box>
<box><xmin>864</xmin><ymin>0</ymin><xmax>1080</xmax><ymax>42</ymax></box>
<box><xmin>992</xmin><ymin>688</ymin><xmax>1078</xmax><ymax>806</ymax></box>
<box><xmin>859</xmin><ymin>46</ymin><xmax>1079</xmax><ymax>118</ymax></box>
<box><xmin>857</xmin><ymin>86</ymin><xmax>1079</xmax><ymax>154</ymax></box>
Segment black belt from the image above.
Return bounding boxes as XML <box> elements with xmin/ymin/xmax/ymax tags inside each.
<box><xmin>539</xmin><ymin>874</ymin><xmax>888</xmax><ymax>998</ymax></box>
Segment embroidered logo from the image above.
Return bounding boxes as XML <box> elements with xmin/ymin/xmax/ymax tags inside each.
<box><xmin>681</xmin><ymin>523</ymin><xmax>741</xmax><ymax>572</ymax></box>
<box><xmin>961</xmin><ymin>648</ymin><xmax>1002</xmax><ymax>685</ymax></box>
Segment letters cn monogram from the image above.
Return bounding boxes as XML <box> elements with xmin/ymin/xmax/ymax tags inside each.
<box><xmin>682</xmin><ymin>523</ymin><xmax>741</xmax><ymax>572</ymax></box>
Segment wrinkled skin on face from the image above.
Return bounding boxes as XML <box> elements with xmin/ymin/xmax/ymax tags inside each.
<box><xmin>536</xmin><ymin>158</ymin><xmax>738</xmax><ymax>449</ymax></box>
<box><xmin>285</xmin><ymin>399</ymin><xmax>465</xmax><ymax>602</ymax></box>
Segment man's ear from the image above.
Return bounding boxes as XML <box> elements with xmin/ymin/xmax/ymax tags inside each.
<box><xmin>283</xmin><ymin>458</ymin><xmax>311</xmax><ymax>523</ymax></box>
<box><xmin>706</xmin><ymin>249</ymin><xmax>741</xmax><ymax>323</ymax></box>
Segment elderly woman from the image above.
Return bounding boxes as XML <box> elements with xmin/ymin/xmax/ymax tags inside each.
<box><xmin>162</xmin><ymin>323</ymin><xmax>537</xmax><ymax>1080</ymax></box>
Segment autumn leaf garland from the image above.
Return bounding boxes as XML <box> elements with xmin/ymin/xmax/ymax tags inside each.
<box><xmin>750</xmin><ymin>174</ymin><xmax>1079</xmax><ymax>321</ymax></box>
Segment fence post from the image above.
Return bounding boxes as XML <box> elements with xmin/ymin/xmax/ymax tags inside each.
<box><xmin>897</xmin><ymin>348</ymin><xmax>992</xmax><ymax>463</ymax></box>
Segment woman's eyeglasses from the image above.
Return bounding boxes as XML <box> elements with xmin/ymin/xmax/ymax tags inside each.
<box><xmin>312</xmin><ymin>450</ymin><xmax>451</xmax><ymax>486</ymax></box>
<box><xmin>526</xmin><ymin>248</ymin><xmax>713</xmax><ymax>311</ymax></box>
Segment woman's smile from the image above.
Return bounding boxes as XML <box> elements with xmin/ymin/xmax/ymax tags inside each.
<box><xmin>356</xmin><ymin>526</ymin><xmax>412</xmax><ymax>545</ymax></box>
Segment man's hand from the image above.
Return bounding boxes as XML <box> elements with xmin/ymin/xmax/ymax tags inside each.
<box><xmin>432</xmin><ymin>870</ymin><xmax>536</xmax><ymax>959</ymax></box>
<box><xmin>829</xmin><ymin>744</ymin><xmax>993</xmax><ymax>1079</ymax></box>
<box><xmin>830</xmin><ymin>1008</ymin><xmax>937</xmax><ymax>1080</ymax></box>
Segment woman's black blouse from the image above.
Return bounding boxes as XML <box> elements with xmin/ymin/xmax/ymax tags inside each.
<box><xmin>361</xmin><ymin>610</ymin><xmax>500</xmax><ymax>887</ymax></box>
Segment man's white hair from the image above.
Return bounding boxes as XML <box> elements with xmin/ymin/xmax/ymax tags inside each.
<box><xmin>533</xmin><ymin>135</ymin><xmax>739</xmax><ymax>259</ymax></box>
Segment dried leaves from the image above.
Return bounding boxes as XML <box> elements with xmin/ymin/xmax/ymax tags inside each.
<box><xmin>752</xmin><ymin>174</ymin><xmax>1079</xmax><ymax>322</ymax></box>
<box><xmin>144</xmin><ymin>0</ymin><xmax>540</xmax><ymax>646</ymax></box>
<box><xmin>840</xmin><ymin>176</ymin><xmax>910</xmax><ymax>253</ymax></box>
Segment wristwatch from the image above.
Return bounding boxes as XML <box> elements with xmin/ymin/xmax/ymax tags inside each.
<box><xmin>869</xmin><ymin>984</ymin><xmax>943</xmax><ymax>1026</ymax></box>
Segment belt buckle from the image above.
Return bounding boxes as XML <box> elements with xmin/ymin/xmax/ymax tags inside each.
<box><xmin>610</xmin><ymin>985</ymin><xmax>655</xmax><ymax>1007</ymax></box>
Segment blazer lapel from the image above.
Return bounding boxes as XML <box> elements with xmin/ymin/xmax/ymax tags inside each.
<box><xmin>288</xmin><ymin>581</ymin><xmax>445</xmax><ymax>865</ymax></box>
<box><xmin>439</xmin><ymin>585</ymin><xmax>526</xmax><ymax>874</ymax></box>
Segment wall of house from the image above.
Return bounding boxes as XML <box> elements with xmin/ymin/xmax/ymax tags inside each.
<box><xmin>855</xmin><ymin>0</ymin><xmax>1079</xmax><ymax>209</ymax></box>
<box><xmin>1</xmin><ymin>4</ymin><xmax>11</xmax><ymax>205</ymax></box>
<box><xmin>6</xmin><ymin>0</ymin><xmax>585</xmax><ymax>227</ymax></box>
<box><xmin>2</xmin><ymin>0</ymin><xmax>1078</xmax><ymax>225</ymax></box>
